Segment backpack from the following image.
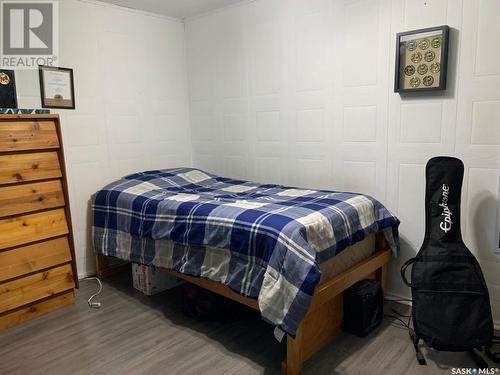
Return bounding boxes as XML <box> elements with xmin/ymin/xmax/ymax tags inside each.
<box><xmin>401</xmin><ymin>156</ymin><xmax>494</xmax><ymax>364</ymax></box>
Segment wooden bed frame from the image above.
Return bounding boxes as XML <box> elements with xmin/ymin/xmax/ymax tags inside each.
<box><xmin>96</xmin><ymin>233</ymin><xmax>391</xmax><ymax>375</ymax></box>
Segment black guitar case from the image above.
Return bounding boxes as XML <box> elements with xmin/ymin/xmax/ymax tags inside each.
<box><xmin>401</xmin><ymin>156</ymin><xmax>494</xmax><ymax>364</ymax></box>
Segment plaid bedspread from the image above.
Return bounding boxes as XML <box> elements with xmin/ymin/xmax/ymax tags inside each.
<box><xmin>92</xmin><ymin>168</ymin><xmax>399</xmax><ymax>335</ymax></box>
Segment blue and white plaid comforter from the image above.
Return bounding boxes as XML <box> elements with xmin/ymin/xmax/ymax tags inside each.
<box><xmin>92</xmin><ymin>168</ymin><xmax>399</xmax><ymax>335</ymax></box>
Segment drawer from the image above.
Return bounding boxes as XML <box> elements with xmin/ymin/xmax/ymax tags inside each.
<box><xmin>0</xmin><ymin>180</ymin><xmax>65</xmax><ymax>217</ymax></box>
<box><xmin>0</xmin><ymin>237</ymin><xmax>72</xmax><ymax>282</ymax></box>
<box><xmin>0</xmin><ymin>290</ymin><xmax>75</xmax><ymax>331</ymax></box>
<box><xmin>0</xmin><ymin>121</ymin><xmax>59</xmax><ymax>152</ymax></box>
<box><xmin>0</xmin><ymin>264</ymin><xmax>74</xmax><ymax>313</ymax></box>
<box><xmin>0</xmin><ymin>152</ymin><xmax>61</xmax><ymax>185</ymax></box>
<box><xmin>0</xmin><ymin>208</ymin><xmax>68</xmax><ymax>250</ymax></box>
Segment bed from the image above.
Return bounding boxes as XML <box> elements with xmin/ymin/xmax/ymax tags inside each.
<box><xmin>92</xmin><ymin>168</ymin><xmax>399</xmax><ymax>375</ymax></box>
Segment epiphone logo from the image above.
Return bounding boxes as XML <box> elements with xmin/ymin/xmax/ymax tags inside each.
<box><xmin>439</xmin><ymin>184</ymin><xmax>453</xmax><ymax>233</ymax></box>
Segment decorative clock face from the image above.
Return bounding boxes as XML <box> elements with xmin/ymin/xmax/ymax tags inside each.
<box><xmin>424</xmin><ymin>50</ymin><xmax>436</xmax><ymax>62</ymax></box>
<box><xmin>410</xmin><ymin>76</ymin><xmax>421</xmax><ymax>88</ymax></box>
<box><xmin>407</xmin><ymin>41</ymin><xmax>417</xmax><ymax>51</ymax></box>
<box><xmin>405</xmin><ymin>65</ymin><xmax>416</xmax><ymax>76</ymax></box>
<box><xmin>431</xmin><ymin>37</ymin><xmax>441</xmax><ymax>48</ymax></box>
<box><xmin>422</xmin><ymin>75</ymin><xmax>434</xmax><ymax>86</ymax></box>
<box><xmin>418</xmin><ymin>39</ymin><xmax>430</xmax><ymax>50</ymax></box>
<box><xmin>430</xmin><ymin>62</ymin><xmax>440</xmax><ymax>74</ymax></box>
<box><xmin>417</xmin><ymin>64</ymin><xmax>428</xmax><ymax>75</ymax></box>
<box><xmin>0</xmin><ymin>72</ymin><xmax>10</xmax><ymax>85</ymax></box>
<box><xmin>411</xmin><ymin>52</ymin><xmax>423</xmax><ymax>63</ymax></box>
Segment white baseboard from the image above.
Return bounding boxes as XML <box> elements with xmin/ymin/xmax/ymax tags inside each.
<box><xmin>78</xmin><ymin>270</ymin><xmax>97</xmax><ymax>280</ymax></box>
<box><xmin>385</xmin><ymin>291</ymin><xmax>412</xmax><ymax>305</ymax></box>
<box><xmin>385</xmin><ymin>291</ymin><xmax>500</xmax><ymax>332</ymax></box>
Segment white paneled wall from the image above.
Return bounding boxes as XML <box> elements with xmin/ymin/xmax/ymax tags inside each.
<box><xmin>15</xmin><ymin>0</ymin><xmax>191</xmax><ymax>277</ymax></box>
<box><xmin>8</xmin><ymin>0</ymin><xmax>499</xmax><ymax>326</ymax></box>
<box><xmin>185</xmin><ymin>0</ymin><xmax>500</xmax><ymax>325</ymax></box>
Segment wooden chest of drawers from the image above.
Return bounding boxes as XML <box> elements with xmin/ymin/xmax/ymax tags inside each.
<box><xmin>0</xmin><ymin>114</ymin><xmax>77</xmax><ymax>330</ymax></box>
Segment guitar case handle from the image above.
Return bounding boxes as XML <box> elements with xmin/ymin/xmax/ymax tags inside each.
<box><xmin>401</xmin><ymin>257</ymin><xmax>416</xmax><ymax>288</ymax></box>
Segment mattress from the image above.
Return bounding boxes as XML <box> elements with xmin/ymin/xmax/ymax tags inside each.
<box><xmin>318</xmin><ymin>234</ymin><xmax>375</xmax><ymax>284</ymax></box>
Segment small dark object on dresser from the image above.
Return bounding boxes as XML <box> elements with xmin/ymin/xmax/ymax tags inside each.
<box><xmin>0</xmin><ymin>70</ymin><xmax>17</xmax><ymax>108</ymax></box>
<box><xmin>343</xmin><ymin>279</ymin><xmax>383</xmax><ymax>337</ymax></box>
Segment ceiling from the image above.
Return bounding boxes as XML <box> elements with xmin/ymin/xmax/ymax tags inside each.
<box><xmin>97</xmin><ymin>0</ymin><xmax>245</xmax><ymax>19</ymax></box>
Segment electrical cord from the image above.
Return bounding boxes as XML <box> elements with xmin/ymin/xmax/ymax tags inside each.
<box><xmin>81</xmin><ymin>277</ymin><xmax>103</xmax><ymax>309</ymax></box>
<box><xmin>384</xmin><ymin>298</ymin><xmax>413</xmax><ymax>303</ymax></box>
<box><xmin>384</xmin><ymin>314</ymin><xmax>410</xmax><ymax>330</ymax></box>
<box><xmin>384</xmin><ymin>297</ymin><xmax>413</xmax><ymax>330</ymax></box>
<box><xmin>393</xmin><ymin>312</ymin><xmax>411</xmax><ymax>318</ymax></box>
<box><xmin>391</xmin><ymin>307</ymin><xmax>411</xmax><ymax>318</ymax></box>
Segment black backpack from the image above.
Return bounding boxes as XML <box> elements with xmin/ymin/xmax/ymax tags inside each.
<box><xmin>401</xmin><ymin>156</ymin><xmax>495</xmax><ymax>364</ymax></box>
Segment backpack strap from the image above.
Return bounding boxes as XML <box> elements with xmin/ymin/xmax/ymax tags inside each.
<box><xmin>401</xmin><ymin>257</ymin><xmax>417</xmax><ymax>288</ymax></box>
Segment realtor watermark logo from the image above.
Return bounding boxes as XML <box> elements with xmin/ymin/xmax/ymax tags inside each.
<box><xmin>0</xmin><ymin>0</ymin><xmax>58</xmax><ymax>69</ymax></box>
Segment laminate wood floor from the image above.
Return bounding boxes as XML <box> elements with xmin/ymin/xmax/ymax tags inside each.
<box><xmin>0</xmin><ymin>273</ymin><xmax>493</xmax><ymax>375</ymax></box>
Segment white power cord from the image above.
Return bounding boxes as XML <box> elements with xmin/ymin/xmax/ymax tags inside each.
<box><xmin>82</xmin><ymin>277</ymin><xmax>103</xmax><ymax>309</ymax></box>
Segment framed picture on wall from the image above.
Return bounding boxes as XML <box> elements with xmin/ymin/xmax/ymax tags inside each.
<box><xmin>394</xmin><ymin>25</ymin><xmax>450</xmax><ymax>93</ymax></box>
<box><xmin>39</xmin><ymin>65</ymin><xmax>76</xmax><ymax>109</ymax></box>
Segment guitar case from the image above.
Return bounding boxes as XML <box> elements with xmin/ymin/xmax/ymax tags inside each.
<box><xmin>401</xmin><ymin>156</ymin><xmax>494</xmax><ymax>364</ymax></box>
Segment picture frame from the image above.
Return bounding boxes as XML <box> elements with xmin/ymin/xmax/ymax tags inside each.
<box><xmin>0</xmin><ymin>69</ymin><xmax>18</xmax><ymax>109</ymax></box>
<box><xmin>39</xmin><ymin>65</ymin><xmax>76</xmax><ymax>109</ymax></box>
<box><xmin>394</xmin><ymin>25</ymin><xmax>449</xmax><ymax>93</ymax></box>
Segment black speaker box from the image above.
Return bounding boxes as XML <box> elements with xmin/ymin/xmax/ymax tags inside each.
<box><xmin>343</xmin><ymin>279</ymin><xmax>383</xmax><ymax>337</ymax></box>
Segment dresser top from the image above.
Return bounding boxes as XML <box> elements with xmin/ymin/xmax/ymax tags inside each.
<box><xmin>0</xmin><ymin>114</ymin><xmax>60</xmax><ymax>120</ymax></box>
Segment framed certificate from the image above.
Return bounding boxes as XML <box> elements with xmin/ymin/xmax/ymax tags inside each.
<box><xmin>39</xmin><ymin>66</ymin><xmax>75</xmax><ymax>109</ymax></box>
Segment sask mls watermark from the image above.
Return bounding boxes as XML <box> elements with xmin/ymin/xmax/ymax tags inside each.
<box><xmin>0</xmin><ymin>0</ymin><xmax>58</xmax><ymax>69</ymax></box>
<box><xmin>451</xmin><ymin>368</ymin><xmax>499</xmax><ymax>375</ymax></box>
